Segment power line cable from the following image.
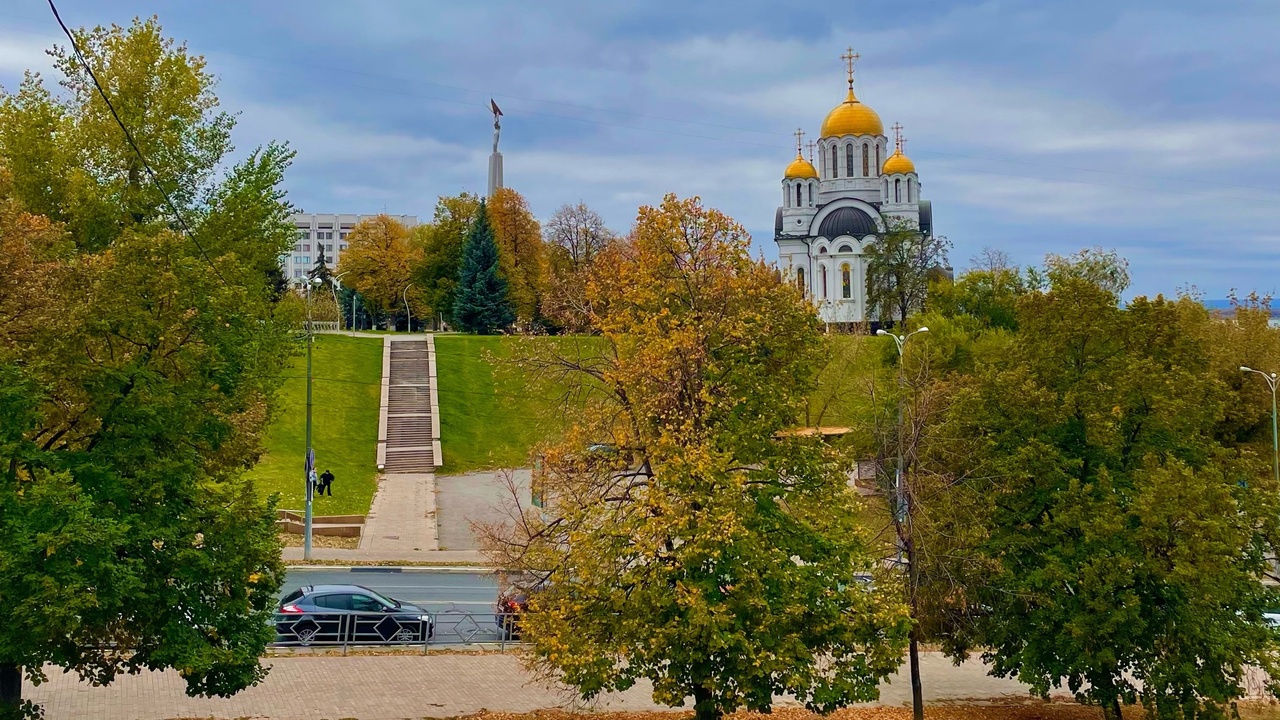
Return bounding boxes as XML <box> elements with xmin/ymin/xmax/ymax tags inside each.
<box><xmin>44</xmin><ymin>0</ymin><xmax>230</xmax><ymax>286</ymax></box>
<box><xmin>15</xmin><ymin>10</ymin><xmax>1280</xmax><ymax>202</ymax></box>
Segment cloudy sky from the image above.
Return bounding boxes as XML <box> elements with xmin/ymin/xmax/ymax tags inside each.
<box><xmin>2</xmin><ymin>0</ymin><xmax>1279</xmax><ymax>298</ymax></box>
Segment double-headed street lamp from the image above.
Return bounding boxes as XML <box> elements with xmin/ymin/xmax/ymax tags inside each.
<box><xmin>877</xmin><ymin>325</ymin><xmax>929</xmax><ymax>720</ymax></box>
<box><xmin>1241</xmin><ymin>366</ymin><xmax>1280</xmax><ymax>487</ymax></box>
<box><xmin>877</xmin><ymin>326</ymin><xmax>929</xmax><ymax>537</ymax></box>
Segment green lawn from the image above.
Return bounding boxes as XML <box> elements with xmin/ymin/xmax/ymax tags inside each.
<box><xmin>248</xmin><ymin>334</ymin><xmax>383</xmax><ymax>515</ymax></box>
<box><xmin>435</xmin><ymin>335</ymin><xmax>599</xmax><ymax>475</ymax></box>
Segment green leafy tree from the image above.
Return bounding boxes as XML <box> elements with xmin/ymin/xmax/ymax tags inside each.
<box><xmin>865</xmin><ymin>217</ymin><xmax>951</xmax><ymax>325</ymax></box>
<box><xmin>480</xmin><ymin>195</ymin><xmax>911</xmax><ymax>720</ymax></box>
<box><xmin>948</xmin><ymin>254</ymin><xmax>1280</xmax><ymax>718</ymax></box>
<box><xmin>453</xmin><ymin>199</ymin><xmax>515</xmax><ymax>334</ymax></box>
<box><xmin>0</xmin><ymin>17</ymin><xmax>234</xmax><ymax>250</ymax></box>
<box><xmin>929</xmin><ymin>267</ymin><xmax>1029</xmax><ymax>330</ymax></box>
<box><xmin>0</xmin><ymin>17</ymin><xmax>294</xmax><ymax>716</ymax></box>
<box><xmin>412</xmin><ymin>191</ymin><xmax>480</xmax><ymax>325</ymax></box>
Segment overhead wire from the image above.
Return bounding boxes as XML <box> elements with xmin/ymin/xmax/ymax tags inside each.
<box><xmin>44</xmin><ymin>0</ymin><xmax>230</xmax><ymax>286</ymax></box>
<box><xmin>13</xmin><ymin>7</ymin><xmax>1279</xmax><ymax>205</ymax></box>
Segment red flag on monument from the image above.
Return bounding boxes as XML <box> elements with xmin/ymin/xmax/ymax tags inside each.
<box><xmin>490</xmin><ymin>99</ymin><xmax>503</xmax><ymax>117</ymax></box>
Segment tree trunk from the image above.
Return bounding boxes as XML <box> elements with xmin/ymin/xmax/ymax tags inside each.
<box><xmin>692</xmin><ymin>685</ymin><xmax>720</xmax><ymax>720</ymax></box>
<box><xmin>0</xmin><ymin>663</ymin><xmax>20</xmax><ymax>712</ymax></box>
<box><xmin>1100</xmin><ymin>696</ymin><xmax>1123</xmax><ymax>720</ymax></box>
<box><xmin>906</xmin><ymin>534</ymin><xmax>924</xmax><ymax>720</ymax></box>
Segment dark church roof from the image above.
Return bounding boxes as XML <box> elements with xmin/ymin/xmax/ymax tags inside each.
<box><xmin>818</xmin><ymin>206</ymin><xmax>878</xmax><ymax>239</ymax></box>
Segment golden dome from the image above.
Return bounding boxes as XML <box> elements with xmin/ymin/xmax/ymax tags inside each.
<box><xmin>881</xmin><ymin>148</ymin><xmax>916</xmax><ymax>174</ymax></box>
<box><xmin>820</xmin><ymin>89</ymin><xmax>884</xmax><ymax>138</ymax></box>
<box><xmin>784</xmin><ymin>153</ymin><xmax>818</xmax><ymax>179</ymax></box>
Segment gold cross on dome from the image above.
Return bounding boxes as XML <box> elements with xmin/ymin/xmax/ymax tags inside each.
<box><xmin>793</xmin><ymin>128</ymin><xmax>806</xmax><ymax>154</ymax></box>
<box><xmin>806</xmin><ymin>139</ymin><xmax>816</xmax><ymax>162</ymax></box>
<box><xmin>891</xmin><ymin>122</ymin><xmax>904</xmax><ymax>151</ymax></box>
<box><xmin>841</xmin><ymin>47</ymin><xmax>860</xmax><ymax>89</ymax></box>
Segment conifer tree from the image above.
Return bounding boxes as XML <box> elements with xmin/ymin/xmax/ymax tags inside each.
<box><xmin>309</xmin><ymin>243</ymin><xmax>332</xmax><ymax>288</ymax></box>
<box><xmin>454</xmin><ymin>199</ymin><xmax>515</xmax><ymax>334</ymax></box>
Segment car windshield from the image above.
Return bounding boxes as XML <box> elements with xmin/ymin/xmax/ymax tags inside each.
<box><xmin>358</xmin><ymin>586</ymin><xmax>400</xmax><ymax>608</ymax></box>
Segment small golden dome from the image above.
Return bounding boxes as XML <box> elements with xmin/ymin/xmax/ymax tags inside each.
<box><xmin>881</xmin><ymin>148</ymin><xmax>916</xmax><ymax>174</ymax></box>
<box><xmin>820</xmin><ymin>89</ymin><xmax>884</xmax><ymax>138</ymax></box>
<box><xmin>784</xmin><ymin>153</ymin><xmax>818</xmax><ymax>179</ymax></box>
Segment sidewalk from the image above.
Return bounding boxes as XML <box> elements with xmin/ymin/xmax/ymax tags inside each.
<box><xmin>281</xmin><ymin>546</ymin><xmax>488</xmax><ymax>563</ymax></box>
<box><xmin>26</xmin><ymin>651</ymin><xmax>1058</xmax><ymax>720</ymax></box>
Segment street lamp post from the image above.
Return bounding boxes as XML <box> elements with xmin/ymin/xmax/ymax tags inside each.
<box><xmin>303</xmin><ymin>276</ymin><xmax>322</xmax><ymax>561</ymax></box>
<box><xmin>876</xmin><ymin>325</ymin><xmax>928</xmax><ymax>720</ymax></box>
<box><xmin>1242</xmin><ymin>366</ymin><xmax>1280</xmax><ymax>487</ymax></box>
<box><xmin>332</xmin><ymin>271</ymin><xmax>351</xmax><ymax>335</ymax></box>
<box><xmin>402</xmin><ymin>284</ymin><xmax>413</xmax><ymax>333</ymax></box>
<box><xmin>876</xmin><ymin>327</ymin><xmax>929</xmax><ymax>539</ymax></box>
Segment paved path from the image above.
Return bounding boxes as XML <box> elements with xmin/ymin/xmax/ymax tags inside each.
<box><xmin>282</xmin><ymin>547</ymin><xmax>488</xmax><ymax>563</ymax></box>
<box><xmin>26</xmin><ymin>652</ymin><xmax>1065</xmax><ymax>720</ymax></box>
<box><xmin>360</xmin><ymin>472</ymin><xmax>439</xmax><ymax>553</ymax></box>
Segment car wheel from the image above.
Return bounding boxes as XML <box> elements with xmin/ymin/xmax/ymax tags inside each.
<box><xmin>296</xmin><ymin>627</ymin><xmax>318</xmax><ymax>645</ymax></box>
<box><xmin>394</xmin><ymin>628</ymin><xmax>417</xmax><ymax>643</ymax></box>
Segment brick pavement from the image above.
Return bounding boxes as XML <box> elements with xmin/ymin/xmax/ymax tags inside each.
<box><xmin>24</xmin><ymin>651</ymin><xmax>1066</xmax><ymax>720</ymax></box>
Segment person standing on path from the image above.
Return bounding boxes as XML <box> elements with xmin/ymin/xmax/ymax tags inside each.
<box><xmin>318</xmin><ymin>469</ymin><xmax>334</xmax><ymax>496</ymax></box>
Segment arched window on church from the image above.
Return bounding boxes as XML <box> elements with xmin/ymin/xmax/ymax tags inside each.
<box><xmin>783</xmin><ymin>184</ymin><xmax>789</xmax><ymax>208</ymax></box>
<box><xmin>876</xmin><ymin>144</ymin><xmax>881</xmax><ymax>173</ymax></box>
<box><xmin>841</xmin><ymin>263</ymin><xmax>852</xmax><ymax>299</ymax></box>
<box><xmin>895</xmin><ymin>178</ymin><xmax>902</xmax><ymax>203</ymax></box>
<box><xmin>831</xmin><ymin>146</ymin><xmax>839</xmax><ymax>178</ymax></box>
<box><xmin>862</xmin><ymin>144</ymin><xmax>869</xmax><ymax>176</ymax></box>
<box><xmin>796</xmin><ymin>267</ymin><xmax>806</xmax><ymax>296</ymax></box>
<box><xmin>846</xmin><ymin>144</ymin><xmax>855</xmax><ymax>177</ymax></box>
<box><xmin>820</xmin><ymin>265</ymin><xmax>829</xmax><ymax>299</ymax></box>
<box><xmin>908</xmin><ymin>178</ymin><xmax>915</xmax><ymax>202</ymax></box>
<box><xmin>807</xmin><ymin>183</ymin><xmax>813</xmax><ymax>206</ymax></box>
<box><xmin>796</xmin><ymin>184</ymin><xmax>802</xmax><ymax>207</ymax></box>
<box><xmin>883</xmin><ymin>178</ymin><xmax>889</xmax><ymax>198</ymax></box>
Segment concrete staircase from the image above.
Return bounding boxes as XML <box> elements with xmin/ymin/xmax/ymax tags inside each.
<box><xmin>378</xmin><ymin>337</ymin><xmax>441</xmax><ymax>472</ymax></box>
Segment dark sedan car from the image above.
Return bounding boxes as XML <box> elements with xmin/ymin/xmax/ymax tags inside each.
<box><xmin>275</xmin><ymin>584</ymin><xmax>434</xmax><ymax>645</ymax></box>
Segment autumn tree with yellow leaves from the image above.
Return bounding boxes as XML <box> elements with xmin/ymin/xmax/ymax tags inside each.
<box><xmin>487</xmin><ymin>187</ymin><xmax>545</xmax><ymax>325</ymax></box>
<box><xmin>337</xmin><ymin>214</ymin><xmax>424</xmax><ymax>327</ymax></box>
<box><xmin>481</xmin><ymin>194</ymin><xmax>911</xmax><ymax>720</ymax></box>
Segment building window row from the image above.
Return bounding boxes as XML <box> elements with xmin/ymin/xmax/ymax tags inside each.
<box><xmin>821</xmin><ymin>140</ymin><xmax>885</xmax><ymax>180</ymax></box>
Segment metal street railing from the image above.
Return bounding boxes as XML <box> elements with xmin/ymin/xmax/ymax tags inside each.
<box><xmin>271</xmin><ymin>610</ymin><xmax>522</xmax><ymax>653</ymax></box>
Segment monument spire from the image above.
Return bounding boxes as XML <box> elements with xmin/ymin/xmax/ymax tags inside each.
<box><xmin>488</xmin><ymin>99</ymin><xmax>504</xmax><ymax>197</ymax></box>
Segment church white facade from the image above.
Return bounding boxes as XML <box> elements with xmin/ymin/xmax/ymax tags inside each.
<box><xmin>774</xmin><ymin>50</ymin><xmax>934</xmax><ymax>326</ymax></box>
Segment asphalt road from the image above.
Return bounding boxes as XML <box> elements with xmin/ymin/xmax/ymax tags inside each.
<box><xmin>278</xmin><ymin>568</ymin><xmax>507</xmax><ymax>647</ymax></box>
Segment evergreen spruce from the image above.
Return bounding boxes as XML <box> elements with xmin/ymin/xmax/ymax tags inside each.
<box><xmin>309</xmin><ymin>243</ymin><xmax>333</xmax><ymax>288</ymax></box>
<box><xmin>454</xmin><ymin>199</ymin><xmax>515</xmax><ymax>334</ymax></box>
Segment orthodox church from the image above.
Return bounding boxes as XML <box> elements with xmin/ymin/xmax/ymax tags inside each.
<box><xmin>774</xmin><ymin>49</ymin><xmax>934</xmax><ymax>326</ymax></box>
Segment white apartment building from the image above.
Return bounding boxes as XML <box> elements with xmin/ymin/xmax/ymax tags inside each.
<box><xmin>284</xmin><ymin>213</ymin><xmax>419</xmax><ymax>281</ymax></box>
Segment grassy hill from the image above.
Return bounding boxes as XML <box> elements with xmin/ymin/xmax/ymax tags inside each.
<box><xmin>248</xmin><ymin>334</ymin><xmax>383</xmax><ymax>515</ymax></box>
<box><xmin>435</xmin><ymin>335</ymin><xmax>599</xmax><ymax>475</ymax></box>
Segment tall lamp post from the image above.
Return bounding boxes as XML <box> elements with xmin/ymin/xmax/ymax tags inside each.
<box><xmin>876</xmin><ymin>324</ymin><xmax>928</xmax><ymax>720</ymax></box>
<box><xmin>402</xmin><ymin>284</ymin><xmax>413</xmax><ymax>333</ymax></box>
<box><xmin>1242</xmin><ymin>366</ymin><xmax>1280</xmax><ymax>487</ymax></box>
<box><xmin>303</xmin><ymin>276</ymin><xmax>323</xmax><ymax>561</ymax></box>
<box><xmin>332</xmin><ymin>271</ymin><xmax>351</xmax><ymax>335</ymax></box>
<box><xmin>876</xmin><ymin>326</ymin><xmax>929</xmax><ymax>537</ymax></box>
